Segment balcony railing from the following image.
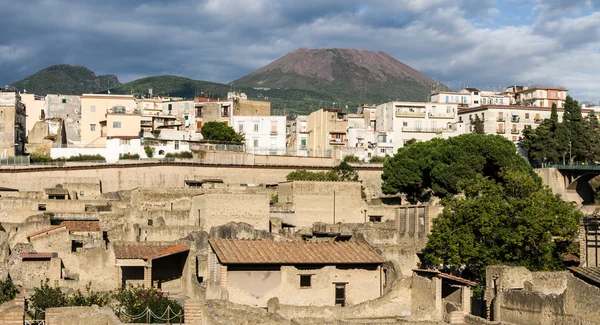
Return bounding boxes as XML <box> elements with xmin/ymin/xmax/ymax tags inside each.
<box><xmin>402</xmin><ymin>127</ymin><xmax>443</xmax><ymax>134</ymax></box>
<box><xmin>270</xmin><ymin>131</ymin><xmax>278</xmax><ymax>135</ymax></box>
<box><xmin>511</xmin><ymin>129</ymin><xmax>520</xmax><ymax>134</ymax></box>
<box><xmin>511</xmin><ymin>118</ymin><xmax>520</xmax><ymax>123</ymax></box>
<box><xmin>497</xmin><ymin>117</ymin><xmax>505</xmax><ymax>122</ymax></box>
<box><xmin>396</xmin><ymin>111</ymin><xmax>426</xmax><ymax>118</ymax></box>
<box><xmin>428</xmin><ymin>113</ymin><xmax>455</xmax><ymax>119</ymax></box>
<box><xmin>496</xmin><ymin>129</ymin><xmax>506</xmax><ymax>134</ymax></box>
<box><xmin>329</xmin><ymin>139</ymin><xmax>345</xmax><ymax>145</ymax></box>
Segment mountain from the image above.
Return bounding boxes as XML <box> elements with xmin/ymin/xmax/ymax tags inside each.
<box><xmin>11</xmin><ymin>64</ymin><xmax>120</xmax><ymax>95</ymax></box>
<box><xmin>108</xmin><ymin>75</ymin><xmax>232</xmax><ymax>99</ymax></box>
<box><xmin>232</xmin><ymin>48</ymin><xmax>449</xmax><ymax>112</ymax></box>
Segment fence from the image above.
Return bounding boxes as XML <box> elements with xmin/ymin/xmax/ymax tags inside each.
<box><xmin>116</xmin><ymin>305</ymin><xmax>183</xmax><ymax>324</ymax></box>
<box><xmin>0</xmin><ymin>156</ymin><xmax>30</xmax><ymax>166</ymax></box>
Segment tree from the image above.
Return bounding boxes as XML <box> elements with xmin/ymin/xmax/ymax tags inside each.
<box><xmin>381</xmin><ymin>134</ymin><xmax>533</xmax><ymax>203</ymax></box>
<box><xmin>333</xmin><ymin>161</ymin><xmax>359</xmax><ymax>182</ymax></box>
<box><xmin>0</xmin><ymin>278</ymin><xmax>18</xmax><ymax>304</ymax></box>
<box><xmin>585</xmin><ymin>111</ymin><xmax>600</xmax><ymax>164</ymax></box>
<box><xmin>554</xmin><ymin>122</ymin><xmax>570</xmax><ymax>164</ymax></box>
<box><xmin>422</xmin><ymin>168</ymin><xmax>581</xmax><ymax>284</ymax></box>
<box><xmin>200</xmin><ymin>121</ymin><xmax>244</xmax><ymax>143</ymax></box>
<box><xmin>286</xmin><ymin>161</ymin><xmax>359</xmax><ymax>182</ymax></box>
<box><xmin>114</xmin><ymin>285</ymin><xmax>183</xmax><ymax>323</ymax></box>
<box><xmin>562</xmin><ymin>96</ymin><xmax>586</xmax><ymax>163</ymax></box>
<box><xmin>520</xmin><ymin>121</ymin><xmax>556</xmax><ymax>166</ymax></box>
<box><xmin>144</xmin><ymin>145</ymin><xmax>155</xmax><ymax>158</ymax></box>
<box><xmin>403</xmin><ymin>138</ymin><xmax>418</xmax><ymax>147</ymax></box>
<box><xmin>471</xmin><ymin>115</ymin><xmax>485</xmax><ymax>134</ymax></box>
<box><xmin>550</xmin><ymin>103</ymin><xmax>559</xmax><ymax>129</ymax></box>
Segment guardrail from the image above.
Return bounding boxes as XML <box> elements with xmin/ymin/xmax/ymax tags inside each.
<box><xmin>547</xmin><ymin>164</ymin><xmax>600</xmax><ymax>170</ymax></box>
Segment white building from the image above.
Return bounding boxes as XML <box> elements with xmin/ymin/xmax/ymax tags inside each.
<box><xmin>288</xmin><ymin>115</ymin><xmax>309</xmax><ymax>156</ymax></box>
<box><xmin>375</xmin><ymin>101</ymin><xmax>462</xmax><ymax>153</ymax></box>
<box><xmin>232</xmin><ymin>116</ymin><xmax>287</xmax><ymax>155</ymax></box>
<box><xmin>430</xmin><ymin>88</ymin><xmax>511</xmax><ymax>108</ymax></box>
<box><xmin>344</xmin><ymin>105</ymin><xmax>380</xmax><ymax>161</ymax></box>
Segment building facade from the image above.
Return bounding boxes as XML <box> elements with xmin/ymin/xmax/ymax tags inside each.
<box><xmin>0</xmin><ymin>89</ymin><xmax>26</xmax><ymax>157</ymax></box>
<box><xmin>232</xmin><ymin>116</ymin><xmax>286</xmax><ymax>155</ymax></box>
<box><xmin>287</xmin><ymin>115</ymin><xmax>308</xmax><ymax>157</ymax></box>
<box><xmin>45</xmin><ymin>94</ymin><xmax>82</xmax><ymax>144</ymax></box>
<box><xmin>193</xmin><ymin>98</ymin><xmax>233</xmax><ymax>133</ymax></box>
<box><xmin>307</xmin><ymin>109</ymin><xmax>348</xmax><ymax>158</ymax></box>
<box><xmin>20</xmin><ymin>93</ymin><xmax>45</xmax><ymax>137</ymax></box>
<box><xmin>375</xmin><ymin>101</ymin><xmax>461</xmax><ymax>153</ymax></box>
<box><xmin>430</xmin><ymin>88</ymin><xmax>511</xmax><ymax>108</ymax></box>
<box><xmin>513</xmin><ymin>87</ymin><xmax>568</xmax><ymax>108</ymax></box>
<box><xmin>80</xmin><ymin>94</ymin><xmax>136</xmax><ymax>147</ymax></box>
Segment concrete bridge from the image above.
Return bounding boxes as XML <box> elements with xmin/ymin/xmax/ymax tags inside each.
<box><xmin>545</xmin><ymin>164</ymin><xmax>600</xmax><ymax>203</ymax></box>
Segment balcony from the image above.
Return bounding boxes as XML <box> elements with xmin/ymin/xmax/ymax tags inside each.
<box><xmin>511</xmin><ymin>117</ymin><xmax>520</xmax><ymax>123</ymax></box>
<box><xmin>496</xmin><ymin>129</ymin><xmax>506</xmax><ymax>134</ymax></box>
<box><xmin>396</xmin><ymin>110</ymin><xmax>426</xmax><ymax>118</ymax></box>
<box><xmin>497</xmin><ymin>117</ymin><xmax>505</xmax><ymax>122</ymax></box>
<box><xmin>270</xmin><ymin>131</ymin><xmax>278</xmax><ymax>135</ymax></box>
<box><xmin>428</xmin><ymin>113</ymin><xmax>455</xmax><ymax>119</ymax></box>
<box><xmin>329</xmin><ymin>139</ymin><xmax>345</xmax><ymax>145</ymax></box>
<box><xmin>534</xmin><ymin>118</ymin><xmax>542</xmax><ymax>124</ymax></box>
<box><xmin>511</xmin><ymin>129</ymin><xmax>520</xmax><ymax>134</ymax></box>
<box><xmin>402</xmin><ymin>127</ymin><xmax>443</xmax><ymax>134</ymax></box>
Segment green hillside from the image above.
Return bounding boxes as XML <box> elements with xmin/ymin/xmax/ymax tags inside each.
<box><xmin>11</xmin><ymin>64</ymin><xmax>120</xmax><ymax>95</ymax></box>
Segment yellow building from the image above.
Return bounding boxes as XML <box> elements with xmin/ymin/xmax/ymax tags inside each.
<box><xmin>80</xmin><ymin>94</ymin><xmax>136</xmax><ymax>147</ymax></box>
<box><xmin>20</xmin><ymin>93</ymin><xmax>45</xmax><ymax>136</ymax></box>
<box><xmin>307</xmin><ymin>109</ymin><xmax>347</xmax><ymax>158</ymax></box>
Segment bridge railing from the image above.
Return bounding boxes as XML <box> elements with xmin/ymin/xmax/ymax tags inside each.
<box><xmin>547</xmin><ymin>164</ymin><xmax>600</xmax><ymax>170</ymax></box>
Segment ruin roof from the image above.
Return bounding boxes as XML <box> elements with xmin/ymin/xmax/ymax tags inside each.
<box><xmin>568</xmin><ymin>267</ymin><xmax>600</xmax><ymax>287</ymax></box>
<box><xmin>209</xmin><ymin>239</ymin><xmax>384</xmax><ymax>265</ymax></box>
<box><xmin>412</xmin><ymin>269</ymin><xmax>477</xmax><ymax>286</ymax></box>
<box><xmin>27</xmin><ymin>225</ymin><xmax>67</xmax><ymax>239</ymax></box>
<box><xmin>19</xmin><ymin>252</ymin><xmax>57</xmax><ymax>259</ymax></box>
<box><xmin>44</xmin><ymin>188</ymin><xmax>69</xmax><ymax>196</ymax></box>
<box><xmin>59</xmin><ymin>220</ymin><xmax>100</xmax><ymax>232</ymax></box>
<box><xmin>113</xmin><ymin>244</ymin><xmax>190</xmax><ymax>260</ymax></box>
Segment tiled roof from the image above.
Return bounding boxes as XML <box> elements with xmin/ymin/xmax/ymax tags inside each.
<box><xmin>44</xmin><ymin>188</ymin><xmax>69</xmax><ymax>196</ymax></box>
<box><xmin>568</xmin><ymin>267</ymin><xmax>600</xmax><ymax>287</ymax></box>
<box><xmin>27</xmin><ymin>225</ymin><xmax>67</xmax><ymax>239</ymax></box>
<box><xmin>59</xmin><ymin>220</ymin><xmax>100</xmax><ymax>232</ymax></box>
<box><xmin>113</xmin><ymin>244</ymin><xmax>190</xmax><ymax>260</ymax></box>
<box><xmin>20</xmin><ymin>252</ymin><xmax>57</xmax><ymax>259</ymax></box>
<box><xmin>209</xmin><ymin>239</ymin><xmax>384</xmax><ymax>265</ymax></box>
<box><xmin>412</xmin><ymin>269</ymin><xmax>477</xmax><ymax>287</ymax></box>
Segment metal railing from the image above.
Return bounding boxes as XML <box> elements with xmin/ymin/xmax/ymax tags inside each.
<box><xmin>396</xmin><ymin>111</ymin><xmax>426</xmax><ymax>117</ymax></box>
<box><xmin>402</xmin><ymin>127</ymin><xmax>443</xmax><ymax>133</ymax></box>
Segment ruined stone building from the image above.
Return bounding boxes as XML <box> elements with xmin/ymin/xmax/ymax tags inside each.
<box><xmin>0</xmin><ymin>88</ymin><xmax>26</xmax><ymax>157</ymax></box>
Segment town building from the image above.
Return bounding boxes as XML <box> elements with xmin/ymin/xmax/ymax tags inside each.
<box><xmin>193</xmin><ymin>98</ymin><xmax>233</xmax><ymax>132</ymax></box>
<box><xmin>45</xmin><ymin>94</ymin><xmax>82</xmax><ymax>144</ymax></box>
<box><xmin>0</xmin><ymin>88</ymin><xmax>26</xmax><ymax>158</ymax></box>
<box><xmin>136</xmin><ymin>97</ymin><xmax>193</xmax><ymax>133</ymax></box>
<box><xmin>80</xmin><ymin>94</ymin><xmax>137</xmax><ymax>147</ymax></box>
<box><xmin>344</xmin><ymin>104</ymin><xmax>379</xmax><ymax>161</ymax></box>
<box><xmin>232</xmin><ymin>116</ymin><xmax>286</xmax><ymax>155</ymax></box>
<box><xmin>512</xmin><ymin>86</ymin><xmax>568</xmax><ymax>108</ymax></box>
<box><xmin>19</xmin><ymin>93</ymin><xmax>45</xmax><ymax>137</ymax></box>
<box><xmin>207</xmin><ymin>238</ymin><xmax>384</xmax><ymax>307</ymax></box>
<box><xmin>287</xmin><ymin>115</ymin><xmax>308</xmax><ymax>156</ymax></box>
<box><xmin>228</xmin><ymin>92</ymin><xmax>271</xmax><ymax>116</ymax></box>
<box><xmin>306</xmin><ymin>109</ymin><xmax>348</xmax><ymax>158</ymax></box>
<box><xmin>457</xmin><ymin>105</ymin><xmax>566</xmax><ymax>143</ymax></box>
<box><xmin>375</xmin><ymin>101</ymin><xmax>461</xmax><ymax>153</ymax></box>
<box><xmin>430</xmin><ymin>88</ymin><xmax>511</xmax><ymax>108</ymax></box>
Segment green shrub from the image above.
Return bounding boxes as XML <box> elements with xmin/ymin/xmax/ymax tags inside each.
<box><xmin>114</xmin><ymin>285</ymin><xmax>183</xmax><ymax>323</ymax></box>
<box><xmin>62</xmin><ymin>154</ymin><xmax>105</xmax><ymax>162</ymax></box>
<box><xmin>144</xmin><ymin>146</ymin><xmax>155</xmax><ymax>158</ymax></box>
<box><xmin>0</xmin><ymin>278</ymin><xmax>18</xmax><ymax>304</ymax></box>
<box><xmin>369</xmin><ymin>156</ymin><xmax>387</xmax><ymax>163</ymax></box>
<box><xmin>164</xmin><ymin>151</ymin><xmax>193</xmax><ymax>159</ymax></box>
<box><xmin>30</xmin><ymin>153</ymin><xmax>53</xmax><ymax>163</ymax></box>
<box><xmin>29</xmin><ymin>280</ymin><xmax>110</xmax><ymax>318</ymax></box>
<box><xmin>342</xmin><ymin>155</ymin><xmax>362</xmax><ymax>164</ymax></box>
<box><xmin>120</xmin><ymin>153</ymin><xmax>140</xmax><ymax>160</ymax></box>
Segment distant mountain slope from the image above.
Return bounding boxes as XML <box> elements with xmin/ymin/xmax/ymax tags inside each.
<box><xmin>108</xmin><ymin>75</ymin><xmax>232</xmax><ymax>99</ymax></box>
<box><xmin>233</xmin><ymin>48</ymin><xmax>449</xmax><ymax>107</ymax></box>
<box><xmin>11</xmin><ymin>64</ymin><xmax>120</xmax><ymax>95</ymax></box>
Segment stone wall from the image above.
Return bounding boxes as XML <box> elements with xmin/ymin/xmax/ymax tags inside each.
<box><xmin>190</xmin><ymin>194</ymin><xmax>270</xmax><ymax>232</ymax></box>
<box><xmin>0</xmin><ymin>297</ymin><xmax>24</xmax><ymax>325</ymax></box>
<box><xmin>45</xmin><ymin>305</ymin><xmax>120</xmax><ymax>325</ymax></box>
<box><xmin>233</xmin><ymin>99</ymin><xmax>271</xmax><ymax>116</ymax></box>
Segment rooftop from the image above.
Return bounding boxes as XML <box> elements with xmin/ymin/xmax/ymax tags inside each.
<box><xmin>59</xmin><ymin>220</ymin><xmax>100</xmax><ymax>232</ymax></box>
<box><xmin>44</xmin><ymin>188</ymin><xmax>69</xmax><ymax>196</ymax></box>
<box><xmin>568</xmin><ymin>267</ymin><xmax>600</xmax><ymax>287</ymax></box>
<box><xmin>27</xmin><ymin>225</ymin><xmax>68</xmax><ymax>239</ymax></box>
<box><xmin>20</xmin><ymin>252</ymin><xmax>57</xmax><ymax>260</ymax></box>
<box><xmin>209</xmin><ymin>238</ymin><xmax>384</xmax><ymax>265</ymax></box>
<box><xmin>113</xmin><ymin>244</ymin><xmax>190</xmax><ymax>260</ymax></box>
<box><xmin>412</xmin><ymin>269</ymin><xmax>477</xmax><ymax>286</ymax></box>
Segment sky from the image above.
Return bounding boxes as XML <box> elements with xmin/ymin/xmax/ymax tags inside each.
<box><xmin>0</xmin><ymin>0</ymin><xmax>599</xmax><ymax>102</ymax></box>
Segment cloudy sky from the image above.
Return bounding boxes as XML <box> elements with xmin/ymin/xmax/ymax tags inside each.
<box><xmin>0</xmin><ymin>0</ymin><xmax>599</xmax><ymax>102</ymax></box>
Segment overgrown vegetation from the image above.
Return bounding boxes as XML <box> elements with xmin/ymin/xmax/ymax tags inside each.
<box><xmin>30</xmin><ymin>153</ymin><xmax>53</xmax><ymax>163</ymax></box>
<box><xmin>0</xmin><ymin>278</ymin><xmax>18</xmax><ymax>304</ymax></box>
<box><xmin>144</xmin><ymin>146</ymin><xmax>155</xmax><ymax>158</ymax></box>
<box><xmin>114</xmin><ymin>285</ymin><xmax>183</xmax><ymax>323</ymax></box>
<box><xmin>31</xmin><ymin>153</ymin><xmax>105</xmax><ymax>163</ymax></box>
<box><xmin>164</xmin><ymin>151</ymin><xmax>193</xmax><ymax>159</ymax></box>
<box><xmin>369</xmin><ymin>156</ymin><xmax>387</xmax><ymax>163</ymax></box>
<box><xmin>286</xmin><ymin>160</ymin><xmax>359</xmax><ymax>182</ymax></box>
<box><xmin>382</xmin><ymin>134</ymin><xmax>582</xmax><ymax>286</ymax></box>
<box><xmin>200</xmin><ymin>121</ymin><xmax>244</xmax><ymax>143</ymax></box>
<box><xmin>29</xmin><ymin>280</ymin><xmax>109</xmax><ymax>318</ymax></box>
<box><xmin>120</xmin><ymin>153</ymin><xmax>140</xmax><ymax>160</ymax></box>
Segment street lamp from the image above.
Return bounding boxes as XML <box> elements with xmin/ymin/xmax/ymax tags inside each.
<box><xmin>569</xmin><ymin>141</ymin><xmax>572</xmax><ymax>165</ymax></box>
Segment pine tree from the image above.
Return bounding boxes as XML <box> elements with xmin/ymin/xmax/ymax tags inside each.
<box><xmin>562</xmin><ymin>96</ymin><xmax>585</xmax><ymax>164</ymax></box>
<box><xmin>471</xmin><ymin>115</ymin><xmax>485</xmax><ymax>134</ymax></box>
<box><xmin>585</xmin><ymin>111</ymin><xmax>600</xmax><ymax>164</ymax></box>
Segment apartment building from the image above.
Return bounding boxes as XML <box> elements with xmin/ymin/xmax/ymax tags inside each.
<box><xmin>0</xmin><ymin>88</ymin><xmax>26</xmax><ymax>157</ymax></box>
<box><xmin>430</xmin><ymin>88</ymin><xmax>511</xmax><ymax>108</ymax></box>
<box><xmin>232</xmin><ymin>116</ymin><xmax>286</xmax><ymax>155</ymax></box>
<box><xmin>136</xmin><ymin>97</ymin><xmax>193</xmax><ymax>133</ymax></box>
<box><xmin>80</xmin><ymin>94</ymin><xmax>136</xmax><ymax>147</ymax></box>
<box><xmin>20</xmin><ymin>93</ymin><xmax>45</xmax><ymax>136</ymax></box>
<box><xmin>344</xmin><ymin>105</ymin><xmax>380</xmax><ymax>161</ymax></box>
<box><xmin>457</xmin><ymin>105</ymin><xmax>565</xmax><ymax>142</ymax></box>
<box><xmin>287</xmin><ymin>115</ymin><xmax>308</xmax><ymax>156</ymax></box>
<box><xmin>375</xmin><ymin>101</ymin><xmax>461</xmax><ymax>153</ymax></box>
<box><xmin>228</xmin><ymin>92</ymin><xmax>271</xmax><ymax>116</ymax></box>
<box><xmin>45</xmin><ymin>94</ymin><xmax>82</xmax><ymax>143</ymax></box>
<box><xmin>512</xmin><ymin>87</ymin><xmax>568</xmax><ymax>108</ymax></box>
<box><xmin>306</xmin><ymin>109</ymin><xmax>348</xmax><ymax>159</ymax></box>
<box><xmin>193</xmin><ymin>98</ymin><xmax>233</xmax><ymax>132</ymax></box>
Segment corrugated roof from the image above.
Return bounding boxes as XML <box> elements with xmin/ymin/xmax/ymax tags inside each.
<box><xmin>568</xmin><ymin>267</ymin><xmax>600</xmax><ymax>287</ymax></box>
<box><xmin>209</xmin><ymin>239</ymin><xmax>384</xmax><ymax>265</ymax></box>
<box><xmin>20</xmin><ymin>252</ymin><xmax>57</xmax><ymax>259</ymax></box>
<box><xmin>113</xmin><ymin>244</ymin><xmax>190</xmax><ymax>260</ymax></box>
<box><xmin>27</xmin><ymin>225</ymin><xmax>67</xmax><ymax>239</ymax></box>
<box><xmin>59</xmin><ymin>220</ymin><xmax>100</xmax><ymax>232</ymax></box>
<box><xmin>412</xmin><ymin>269</ymin><xmax>477</xmax><ymax>287</ymax></box>
<box><xmin>44</xmin><ymin>188</ymin><xmax>69</xmax><ymax>196</ymax></box>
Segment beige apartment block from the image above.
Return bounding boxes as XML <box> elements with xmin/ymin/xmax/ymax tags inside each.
<box><xmin>20</xmin><ymin>93</ymin><xmax>46</xmax><ymax>136</ymax></box>
<box><xmin>80</xmin><ymin>94</ymin><xmax>136</xmax><ymax>147</ymax></box>
<box><xmin>307</xmin><ymin>109</ymin><xmax>348</xmax><ymax>158</ymax></box>
<box><xmin>228</xmin><ymin>91</ymin><xmax>271</xmax><ymax>116</ymax></box>
<box><xmin>0</xmin><ymin>89</ymin><xmax>26</xmax><ymax>157</ymax></box>
<box><xmin>514</xmin><ymin>87</ymin><xmax>568</xmax><ymax>108</ymax></box>
<box><xmin>193</xmin><ymin>99</ymin><xmax>233</xmax><ymax>132</ymax></box>
<box><xmin>105</xmin><ymin>109</ymin><xmax>141</xmax><ymax>140</ymax></box>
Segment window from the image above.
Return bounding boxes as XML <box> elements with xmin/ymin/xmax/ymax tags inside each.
<box><xmin>238</xmin><ymin>123</ymin><xmax>244</xmax><ymax>132</ymax></box>
<box><xmin>38</xmin><ymin>204</ymin><xmax>46</xmax><ymax>211</ymax></box>
<box><xmin>90</xmin><ymin>105</ymin><xmax>96</xmax><ymax>112</ymax></box>
<box><xmin>300</xmin><ymin>275</ymin><xmax>312</xmax><ymax>288</ymax></box>
<box><xmin>402</xmin><ymin>122</ymin><xmax>408</xmax><ymax>127</ymax></box>
<box><xmin>221</xmin><ymin>106</ymin><xmax>230</xmax><ymax>117</ymax></box>
<box><xmin>253</xmin><ymin>139</ymin><xmax>259</xmax><ymax>147</ymax></box>
<box><xmin>525</xmin><ymin>113</ymin><xmax>530</xmax><ymax>119</ymax></box>
<box><xmin>168</xmin><ymin>104</ymin><xmax>173</xmax><ymax>113</ymax></box>
<box><xmin>184</xmin><ymin>103</ymin><xmax>189</xmax><ymax>110</ymax></box>
<box><xmin>474</xmin><ymin>100</ymin><xmax>479</xmax><ymax>104</ymax></box>
<box><xmin>369</xmin><ymin>216</ymin><xmax>382</xmax><ymax>223</ymax></box>
<box><xmin>254</xmin><ymin>123</ymin><xmax>259</xmax><ymax>132</ymax></box>
<box><xmin>62</xmin><ymin>99</ymin><xmax>67</xmax><ymax>104</ymax></box>
<box><xmin>459</xmin><ymin>116</ymin><xmax>463</xmax><ymax>122</ymax></box>
<box><xmin>300</xmin><ymin>138</ymin><xmax>307</xmax><ymax>149</ymax></box>
<box><xmin>120</xmin><ymin>139</ymin><xmax>130</xmax><ymax>145</ymax></box>
<box><xmin>174</xmin><ymin>141</ymin><xmax>180</xmax><ymax>150</ymax></box>
<box><xmin>474</xmin><ymin>92</ymin><xmax>479</xmax><ymax>96</ymax></box>
<box><xmin>380</xmin><ymin>148</ymin><xmax>386</xmax><ymax>153</ymax></box>
<box><xmin>90</xmin><ymin>124</ymin><xmax>96</xmax><ymax>131</ymax></box>
<box><xmin>148</xmin><ymin>219</ymin><xmax>153</xmax><ymax>226</ymax></box>
<box><xmin>113</xmin><ymin>121</ymin><xmax>121</xmax><ymax>128</ymax></box>
<box><xmin>271</xmin><ymin>121</ymin><xmax>278</xmax><ymax>135</ymax></box>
